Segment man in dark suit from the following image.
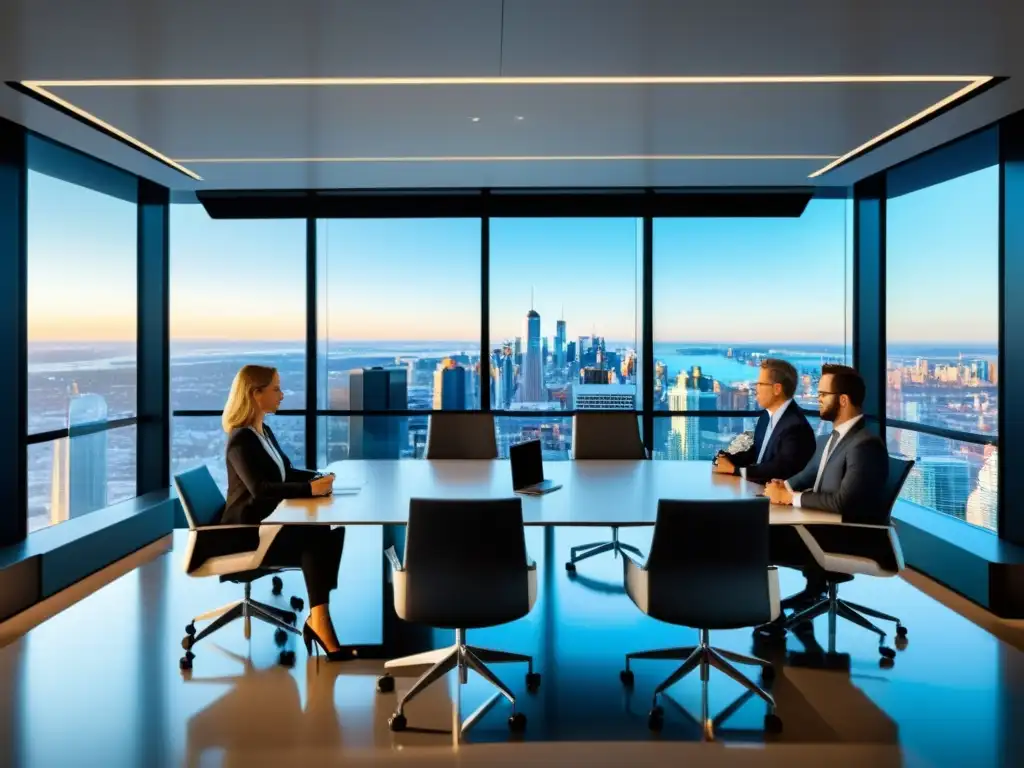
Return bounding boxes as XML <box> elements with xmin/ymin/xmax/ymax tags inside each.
<box><xmin>763</xmin><ymin>364</ymin><xmax>890</xmax><ymax>606</ymax></box>
<box><xmin>712</xmin><ymin>357</ymin><xmax>816</xmax><ymax>484</ymax></box>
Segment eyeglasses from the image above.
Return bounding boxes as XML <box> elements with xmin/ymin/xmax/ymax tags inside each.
<box><xmin>818</xmin><ymin>390</ymin><xmax>838</xmax><ymax>399</ymax></box>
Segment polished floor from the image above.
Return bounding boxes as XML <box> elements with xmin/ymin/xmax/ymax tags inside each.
<box><xmin>1</xmin><ymin>525</ymin><xmax>1022</xmax><ymax>767</ymax></box>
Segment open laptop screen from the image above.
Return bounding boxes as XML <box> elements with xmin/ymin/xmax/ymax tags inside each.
<box><xmin>510</xmin><ymin>439</ymin><xmax>544</xmax><ymax>490</ymax></box>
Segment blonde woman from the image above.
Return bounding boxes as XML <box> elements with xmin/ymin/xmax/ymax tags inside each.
<box><xmin>222</xmin><ymin>364</ymin><xmax>346</xmax><ymax>660</ymax></box>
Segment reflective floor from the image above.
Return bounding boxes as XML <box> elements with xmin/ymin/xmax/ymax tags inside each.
<box><xmin>1</xmin><ymin>526</ymin><xmax>1022</xmax><ymax>767</ymax></box>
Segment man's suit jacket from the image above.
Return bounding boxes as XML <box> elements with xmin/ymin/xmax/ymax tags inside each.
<box><xmin>786</xmin><ymin>418</ymin><xmax>889</xmax><ymax>525</ymax></box>
<box><xmin>730</xmin><ymin>403</ymin><xmax>817</xmax><ymax>484</ymax></box>
<box><xmin>222</xmin><ymin>424</ymin><xmax>317</xmax><ymax>525</ymax></box>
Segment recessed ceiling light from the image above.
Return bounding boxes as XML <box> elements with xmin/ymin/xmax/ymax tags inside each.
<box><xmin>470</xmin><ymin>116</ymin><xmax>481</xmax><ymax>122</ymax></box>
<box><xmin>515</xmin><ymin>115</ymin><xmax>525</xmax><ymax>121</ymax></box>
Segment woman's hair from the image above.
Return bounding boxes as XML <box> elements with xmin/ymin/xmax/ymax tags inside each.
<box><xmin>222</xmin><ymin>365</ymin><xmax>277</xmax><ymax>433</ymax></box>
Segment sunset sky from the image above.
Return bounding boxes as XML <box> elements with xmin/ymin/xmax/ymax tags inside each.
<box><xmin>27</xmin><ymin>166</ymin><xmax>999</xmax><ymax>346</ymax></box>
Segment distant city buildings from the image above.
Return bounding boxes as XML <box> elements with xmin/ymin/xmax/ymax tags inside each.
<box><xmin>50</xmin><ymin>385</ymin><xmax>109</xmax><ymax>525</ymax></box>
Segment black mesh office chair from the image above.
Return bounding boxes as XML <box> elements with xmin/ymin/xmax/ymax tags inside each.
<box><xmin>781</xmin><ymin>456</ymin><xmax>915</xmax><ymax>665</ymax></box>
<box><xmin>565</xmin><ymin>413</ymin><xmax>647</xmax><ymax>572</ymax></box>
<box><xmin>621</xmin><ymin>498</ymin><xmax>782</xmax><ymax>738</ymax></box>
<box><xmin>425</xmin><ymin>413</ymin><xmax>498</xmax><ymax>459</ymax></box>
<box><xmin>376</xmin><ymin>498</ymin><xmax>539</xmax><ymax>736</ymax></box>
<box><xmin>175</xmin><ymin>466</ymin><xmax>303</xmax><ymax>670</ymax></box>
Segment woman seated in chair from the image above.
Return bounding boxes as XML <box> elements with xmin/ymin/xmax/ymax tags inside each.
<box><xmin>222</xmin><ymin>364</ymin><xmax>347</xmax><ymax>660</ymax></box>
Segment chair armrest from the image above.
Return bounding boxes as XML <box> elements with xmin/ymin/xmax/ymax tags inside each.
<box><xmin>384</xmin><ymin>545</ymin><xmax>403</xmax><ymax>572</ymax></box>
<box><xmin>793</xmin><ymin>525</ymin><xmax>829</xmax><ymax>570</ymax></box>
<box><xmin>621</xmin><ymin>550</ymin><xmax>645</xmax><ymax>570</ymax></box>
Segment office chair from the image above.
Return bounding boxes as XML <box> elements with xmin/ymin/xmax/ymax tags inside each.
<box><xmin>175</xmin><ymin>466</ymin><xmax>303</xmax><ymax>670</ymax></box>
<box><xmin>565</xmin><ymin>413</ymin><xmax>647</xmax><ymax>572</ymax></box>
<box><xmin>376</xmin><ymin>498</ymin><xmax>540</xmax><ymax>736</ymax></box>
<box><xmin>425</xmin><ymin>413</ymin><xmax>498</xmax><ymax>459</ymax></box>
<box><xmin>780</xmin><ymin>456</ymin><xmax>915</xmax><ymax>666</ymax></box>
<box><xmin>620</xmin><ymin>498</ymin><xmax>782</xmax><ymax>738</ymax></box>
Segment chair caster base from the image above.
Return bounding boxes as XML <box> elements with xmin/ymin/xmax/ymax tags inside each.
<box><xmin>389</xmin><ymin>713</ymin><xmax>407</xmax><ymax>732</ymax></box>
<box><xmin>181</xmin><ymin>635</ymin><xmax>194</xmax><ymax>651</ymax></box>
<box><xmin>279</xmin><ymin>650</ymin><xmax>296</xmax><ymax>667</ymax></box>
<box><xmin>274</xmin><ymin>628</ymin><xmax>289</xmax><ymax>646</ymax></box>
<box><xmin>376</xmin><ymin>674</ymin><xmax>395</xmax><ymax>693</ymax></box>
<box><xmin>184</xmin><ymin>622</ymin><xmax>196</xmax><ymax>636</ymax></box>
<box><xmin>620</xmin><ymin>669</ymin><xmax>634</xmax><ymax>687</ymax></box>
<box><xmin>508</xmin><ymin>712</ymin><xmax>527</xmax><ymax>732</ymax></box>
<box><xmin>290</xmin><ymin>596</ymin><xmax>304</xmax><ymax>611</ymax></box>
<box><xmin>648</xmin><ymin>705</ymin><xmax>664</xmax><ymax>732</ymax></box>
<box><xmin>764</xmin><ymin>713</ymin><xmax>783</xmax><ymax>734</ymax></box>
<box><xmin>879</xmin><ymin>657</ymin><xmax>895</xmax><ymax>670</ymax></box>
<box><xmin>896</xmin><ymin>624</ymin><xmax>908</xmax><ymax>637</ymax></box>
<box><xmin>526</xmin><ymin>672</ymin><xmax>541</xmax><ymax>692</ymax></box>
<box><xmin>879</xmin><ymin>645</ymin><xmax>896</xmax><ymax>660</ymax></box>
<box><xmin>565</xmin><ymin>562</ymin><xmax>576</xmax><ymax>573</ymax></box>
<box><xmin>271</xmin><ymin>576</ymin><xmax>283</xmax><ymax>595</ymax></box>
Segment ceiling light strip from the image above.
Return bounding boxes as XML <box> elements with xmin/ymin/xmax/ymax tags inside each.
<box><xmin>24</xmin><ymin>75</ymin><xmax>987</xmax><ymax>88</ymax></box>
<box><xmin>808</xmin><ymin>77</ymin><xmax>994</xmax><ymax>178</ymax></box>
<box><xmin>175</xmin><ymin>154</ymin><xmax>839</xmax><ymax>164</ymax></box>
<box><xmin>20</xmin><ymin>83</ymin><xmax>203</xmax><ymax>180</ymax></box>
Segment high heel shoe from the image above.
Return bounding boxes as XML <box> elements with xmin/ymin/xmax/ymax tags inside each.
<box><xmin>302</xmin><ymin>621</ymin><xmax>349</xmax><ymax>665</ymax></box>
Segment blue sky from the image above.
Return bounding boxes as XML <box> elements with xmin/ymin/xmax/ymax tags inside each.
<box><xmin>27</xmin><ymin>169</ymin><xmax>1000</xmax><ymax>346</ymax></box>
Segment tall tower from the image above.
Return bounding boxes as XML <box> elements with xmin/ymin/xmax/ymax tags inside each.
<box><xmin>50</xmin><ymin>387</ymin><xmax>108</xmax><ymax>525</ymax></box>
<box><xmin>555</xmin><ymin>307</ymin><xmax>567</xmax><ymax>371</ymax></box>
<box><xmin>349</xmin><ymin>367</ymin><xmax>408</xmax><ymax>458</ymax></box>
<box><xmin>520</xmin><ymin>306</ymin><xmax>544</xmax><ymax>404</ymax></box>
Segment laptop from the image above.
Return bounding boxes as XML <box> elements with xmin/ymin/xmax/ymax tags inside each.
<box><xmin>510</xmin><ymin>439</ymin><xmax>562</xmax><ymax>495</ymax></box>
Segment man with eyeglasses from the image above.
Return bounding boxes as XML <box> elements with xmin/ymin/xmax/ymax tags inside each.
<box><xmin>761</xmin><ymin>364</ymin><xmax>889</xmax><ymax>616</ymax></box>
<box><xmin>712</xmin><ymin>358</ymin><xmax>816</xmax><ymax>485</ymax></box>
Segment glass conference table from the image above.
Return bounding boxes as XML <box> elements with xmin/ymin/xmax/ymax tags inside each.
<box><xmin>264</xmin><ymin>460</ymin><xmax>841</xmax><ymax>657</ymax></box>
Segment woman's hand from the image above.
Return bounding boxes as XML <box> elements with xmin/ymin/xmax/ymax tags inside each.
<box><xmin>310</xmin><ymin>474</ymin><xmax>335</xmax><ymax>497</ymax></box>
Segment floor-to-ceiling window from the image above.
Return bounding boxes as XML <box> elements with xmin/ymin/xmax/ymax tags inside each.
<box><xmin>651</xmin><ymin>197</ymin><xmax>851</xmax><ymax>462</ymax></box>
<box><xmin>886</xmin><ymin>142</ymin><xmax>999</xmax><ymax>532</ymax></box>
<box><xmin>169</xmin><ymin>205</ymin><xmax>307</xmax><ymax>489</ymax></box>
<box><xmin>25</xmin><ymin>138</ymin><xmax>139</xmax><ymax>533</ymax></box>
<box><xmin>489</xmin><ymin>218</ymin><xmax>643</xmax><ymax>458</ymax></box>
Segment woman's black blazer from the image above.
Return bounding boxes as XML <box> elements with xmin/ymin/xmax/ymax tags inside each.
<box><xmin>222</xmin><ymin>424</ymin><xmax>316</xmax><ymax>525</ymax></box>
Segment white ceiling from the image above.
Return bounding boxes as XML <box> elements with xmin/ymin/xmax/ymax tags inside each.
<box><xmin>0</xmin><ymin>0</ymin><xmax>1021</xmax><ymax>191</ymax></box>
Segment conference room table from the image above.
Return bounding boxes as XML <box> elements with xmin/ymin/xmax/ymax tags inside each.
<box><xmin>267</xmin><ymin>459</ymin><xmax>843</xmax><ymax>527</ymax></box>
<box><xmin>265</xmin><ymin>459</ymin><xmax>841</xmax><ymax>657</ymax></box>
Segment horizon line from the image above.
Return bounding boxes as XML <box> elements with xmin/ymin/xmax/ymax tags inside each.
<box><xmin>26</xmin><ymin>338</ymin><xmax>999</xmax><ymax>347</ymax></box>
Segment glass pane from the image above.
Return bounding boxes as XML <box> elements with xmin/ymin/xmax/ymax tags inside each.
<box><xmin>886</xmin><ymin>427</ymin><xmax>997</xmax><ymax>533</ymax></box>
<box><xmin>886</xmin><ymin>166</ymin><xmax>999</xmax><ymax>436</ymax></box>
<box><xmin>318</xmin><ymin>415</ymin><xmax>426</xmax><ymax>464</ymax></box>
<box><xmin>653</xmin><ymin>199</ymin><xmax>850</xmax><ymax>412</ymax></box>
<box><xmin>317</xmin><ymin>219</ymin><xmax>481</xmax><ymax>411</ymax></box>
<box><xmin>27</xmin><ymin>425</ymin><xmax>138</xmax><ymax>534</ymax></box>
<box><xmin>651</xmin><ymin>415</ymin><xmax>759</xmax><ymax>461</ymax></box>
<box><xmin>170</xmin><ymin>206</ymin><xmax>307</xmax><ymax>410</ymax></box>
<box><xmin>495</xmin><ymin>415</ymin><xmax>573</xmax><ymax>460</ymax></box>
<box><xmin>171</xmin><ymin>415</ymin><xmax>306</xmax><ymax>490</ymax></box>
<box><xmin>489</xmin><ymin>218</ymin><xmax>642</xmax><ymax>411</ymax></box>
<box><xmin>27</xmin><ymin>171</ymin><xmax>137</xmax><ymax>434</ymax></box>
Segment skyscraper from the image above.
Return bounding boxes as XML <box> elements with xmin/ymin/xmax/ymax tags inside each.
<box><xmin>349</xmin><ymin>366</ymin><xmax>408</xmax><ymax>458</ymax></box>
<box><xmin>433</xmin><ymin>359</ymin><xmax>472</xmax><ymax>410</ymax></box>
<box><xmin>555</xmin><ymin>317</ymin><xmax>567</xmax><ymax>370</ymax></box>
<box><xmin>520</xmin><ymin>308</ymin><xmax>544</xmax><ymax>403</ymax></box>
<box><xmin>50</xmin><ymin>388</ymin><xmax>108</xmax><ymax>524</ymax></box>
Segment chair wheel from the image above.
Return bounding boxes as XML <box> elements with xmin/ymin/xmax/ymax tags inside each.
<box><xmin>879</xmin><ymin>646</ymin><xmax>896</xmax><ymax>660</ymax></box>
<box><xmin>526</xmin><ymin>672</ymin><xmax>541</xmax><ymax>691</ymax></box>
<box><xmin>274</xmin><ymin>628</ymin><xmax>289</xmax><ymax>646</ymax></box>
<box><xmin>896</xmin><ymin>624</ymin><xmax>908</xmax><ymax>637</ymax></box>
<box><xmin>565</xmin><ymin>562</ymin><xmax>576</xmax><ymax>573</ymax></box>
<box><xmin>290</xmin><ymin>596</ymin><xmax>304</xmax><ymax>611</ymax></box>
<box><xmin>508</xmin><ymin>712</ymin><xmax>527</xmax><ymax>732</ymax></box>
<box><xmin>271</xmin><ymin>576</ymin><xmax>283</xmax><ymax>595</ymax></box>
<box><xmin>764</xmin><ymin>713</ymin><xmax>783</xmax><ymax>734</ymax></box>
<box><xmin>279</xmin><ymin>650</ymin><xmax>296</xmax><ymax>667</ymax></box>
<box><xmin>879</xmin><ymin>657</ymin><xmax>895</xmax><ymax>670</ymax></box>
<box><xmin>895</xmin><ymin>636</ymin><xmax>909</xmax><ymax>651</ymax></box>
<box><xmin>184</xmin><ymin>622</ymin><xmax>196</xmax><ymax>636</ymax></box>
<box><xmin>648</xmin><ymin>706</ymin><xmax>664</xmax><ymax>732</ymax></box>
<box><xmin>181</xmin><ymin>635</ymin><xmax>194</xmax><ymax>651</ymax></box>
<box><xmin>179</xmin><ymin>656</ymin><xmax>193</xmax><ymax>671</ymax></box>
<box><xmin>620</xmin><ymin>669</ymin><xmax>634</xmax><ymax>687</ymax></box>
<box><xmin>284</xmin><ymin>611</ymin><xmax>297</xmax><ymax>625</ymax></box>
<box><xmin>376</xmin><ymin>674</ymin><xmax>395</xmax><ymax>693</ymax></box>
<box><xmin>388</xmin><ymin>713</ymin><xmax>407</xmax><ymax>732</ymax></box>
<box><xmin>185</xmin><ymin>650</ymin><xmax>195</xmax><ymax>661</ymax></box>
<box><xmin>760</xmin><ymin>664</ymin><xmax>776</xmax><ymax>682</ymax></box>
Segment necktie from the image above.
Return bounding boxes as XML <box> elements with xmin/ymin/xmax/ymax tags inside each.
<box><xmin>756</xmin><ymin>413</ymin><xmax>774</xmax><ymax>463</ymax></box>
<box><xmin>812</xmin><ymin>429</ymin><xmax>843</xmax><ymax>492</ymax></box>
